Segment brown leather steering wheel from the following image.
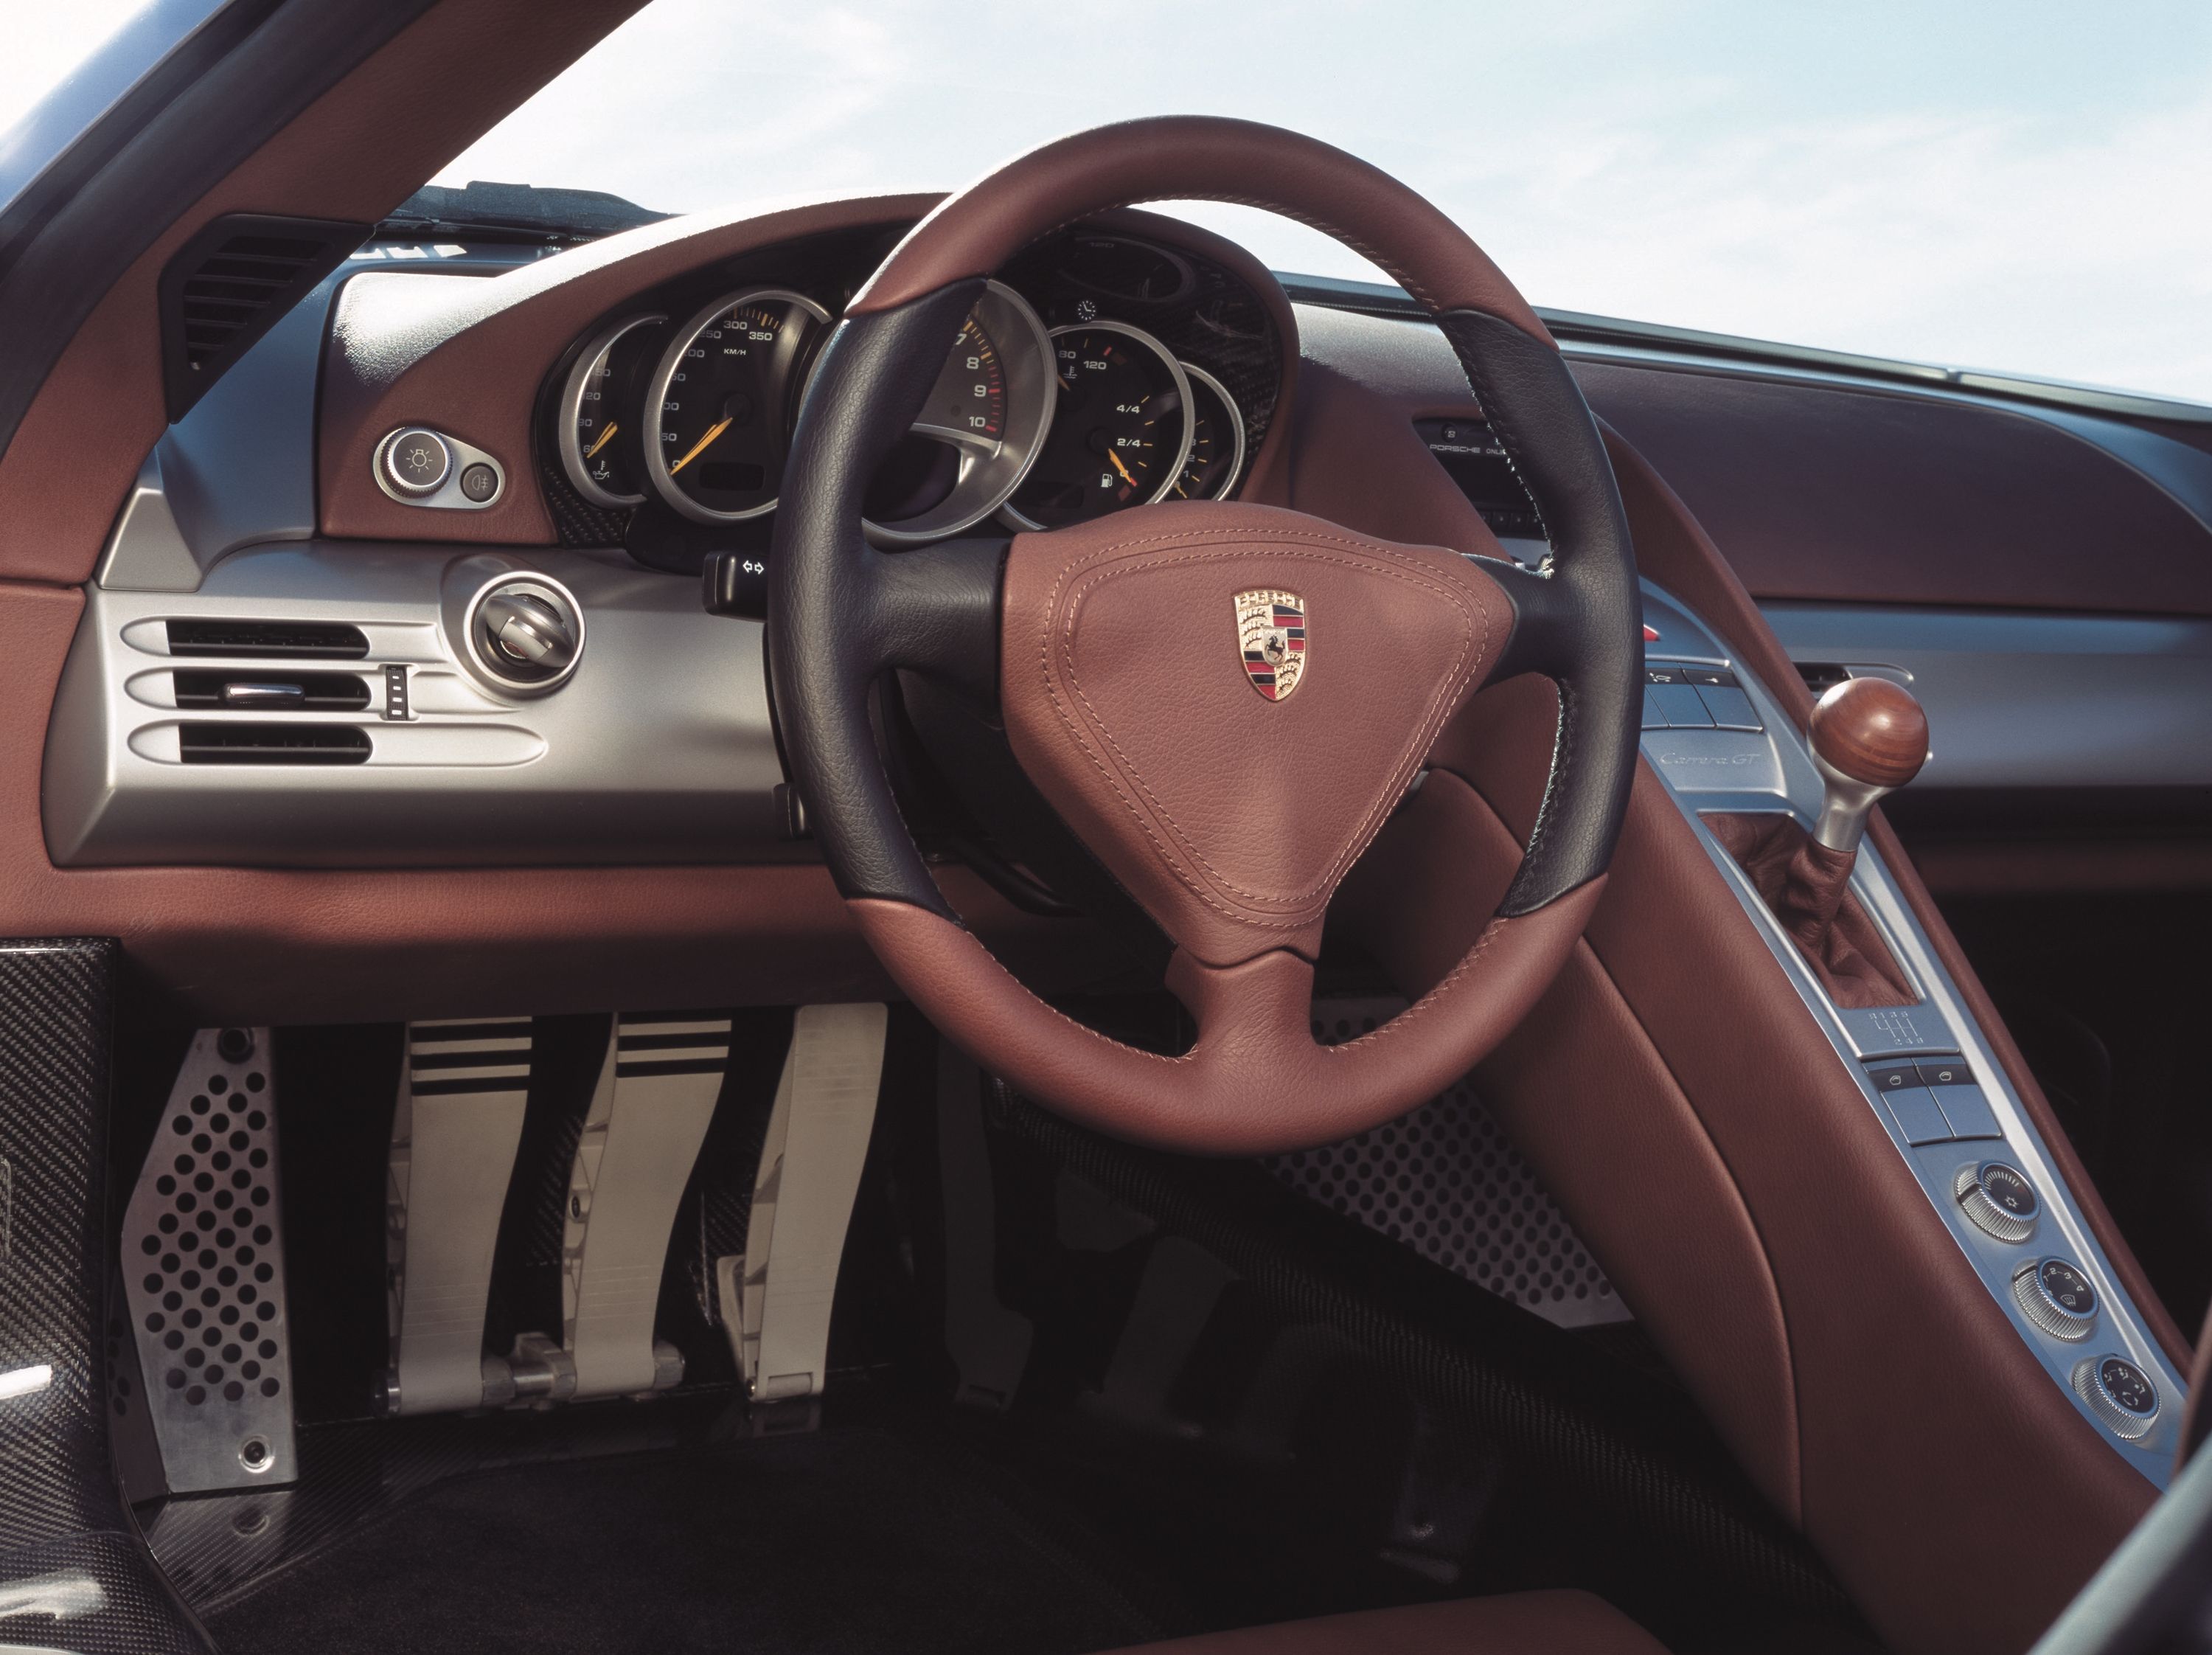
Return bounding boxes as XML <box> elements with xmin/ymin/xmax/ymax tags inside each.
<box><xmin>769</xmin><ymin>116</ymin><xmax>1643</xmax><ymax>1154</ymax></box>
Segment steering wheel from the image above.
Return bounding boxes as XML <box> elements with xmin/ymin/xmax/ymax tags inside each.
<box><xmin>770</xmin><ymin>116</ymin><xmax>1641</xmax><ymax>1154</ymax></box>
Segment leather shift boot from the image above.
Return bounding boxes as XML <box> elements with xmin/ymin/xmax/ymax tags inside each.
<box><xmin>1707</xmin><ymin>813</ymin><xmax>1915</xmax><ymax>1009</ymax></box>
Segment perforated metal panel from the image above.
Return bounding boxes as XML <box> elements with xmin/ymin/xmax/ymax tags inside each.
<box><xmin>119</xmin><ymin>1028</ymin><xmax>296</xmax><ymax>1491</ymax></box>
<box><xmin>1268</xmin><ymin>999</ymin><xmax>1630</xmax><ymax>1329</ymax></box>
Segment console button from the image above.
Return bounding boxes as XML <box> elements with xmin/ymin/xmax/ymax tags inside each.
<box><xmin>2012</xmin><ymin>1258</ymin><xmax>2098</xmax><ymax>1341</ymax></box>
<box><xmin>1680</xmin><ymin>666</ymin><xmax>1739</xmax><ymax>687</ymax></box>
<box><xmin>1645</xmin><ymin>665</ymin><xmax>1690</xmax><ymax>684</ymax></box>
<box><xmin>1955</xmin><ymin>1161</ymin><xmax>2039</xmax><ymax>1242</ymax></box>
<box><xmin>1931</xmin><ymin>1083</ymin><xmax>2002</xmax><ymax>1140</ymax></box>
<box><xmin>1865</xmin><ymin>1062</ymin><xmax>1921</xmax><ymax>1093</ymax></box>
<box><xmin>1650</xmin><ymin>684</ymin><xmax>1712</xmax><ymax>728</ymax></box>
<box><xmin>1694</xmin><ymin>684</ymin><xmax>1764</xmax><ymax>732</ymax></box>
<box><xmin>1879</xmin><ymin>1086</ymin><xmax>1952</xmax><ymax>1145</ymax></box>
<box><xmin>1915</xmin><ymin>1058</ymin><xmax>1970</xmax><ymax>1089</ymax></box>
<box><xmin>2072</xmin><ymin>1355</ymin><xmax>2160</xmax><ymax>1440</ymax></box>
<box><xmin>459</xmin><ymin>462</ymin><xmax>500</xmax><ymax>502</ymax></box>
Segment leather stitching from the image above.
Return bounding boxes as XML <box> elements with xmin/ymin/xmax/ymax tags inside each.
<box><xmin>1028</xmin><ymin>526</ymin><xmax>1498</xmax><ymax>929</ymax></box>
<box><xmin>1062</xmin><ymin>541</ymin><xmax>1486</xmax><ymax>906</ymax></box>
<box><xmin>1320</xmin><ymin>915</ymin><xmax>1510</xmax><ymax>1061</ymax></box>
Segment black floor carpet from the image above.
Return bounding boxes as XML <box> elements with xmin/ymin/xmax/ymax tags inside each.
<box><xmin>204</xmin><ymin>1424</ymin><xmax>1177</xmax><ymax>1655</ymax></box>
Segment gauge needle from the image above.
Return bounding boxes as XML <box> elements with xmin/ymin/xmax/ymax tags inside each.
<box><xmin>669</xmin><ymin>416</ymin><xmax>733</xmax><ymax>476</ymax></box>
<box><xmin>584</xmin><ymin>422</ymin><xmax>619</xmax><ymax>459</ymax></box>
<box><xmin>1107</xmin><ymin>451</ymin><xmax>1138</xmax><ymax>488</ymax></box>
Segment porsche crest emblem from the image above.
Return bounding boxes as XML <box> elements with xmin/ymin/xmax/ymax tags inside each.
<box><xmin>1234</xmin><ymin>589</ymin><xmax>1307</xmax><ymax>701</ymax></box>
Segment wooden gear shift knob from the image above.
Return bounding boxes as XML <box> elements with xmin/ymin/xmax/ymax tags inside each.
<box><xmin>1809</xmin><ymin>678</ymin><xmax>1928</xmax><ymax>789</ymax></box>
<box><xmin>1806</xmin><ymin>677</ymin><xmax>1928</xmax><ymax>853</ymax></box>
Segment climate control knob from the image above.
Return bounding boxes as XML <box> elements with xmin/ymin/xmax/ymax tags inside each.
<box><xmin>2072</xmin><ymin>1355</ymin><xmax>2160</xmax><ymax>1440</ymax></box>
<box><xmin>2011</xmin><ymin>1258</ymin><xmax>2098</xmax><ymax>1342</ymax></box>
<box><xmin>1955</xmin><ymin>1161</ymin><xmax>2039</xmax><ymax>1243</ymax></box>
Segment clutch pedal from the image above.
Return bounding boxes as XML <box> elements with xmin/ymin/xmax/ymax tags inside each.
<box><xmin>383</xmin><ymin>1017</ymin><xmax>535</xmax><ymax>1415</ymax></box>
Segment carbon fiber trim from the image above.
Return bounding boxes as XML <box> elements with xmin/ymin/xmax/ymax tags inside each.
<box><xmin>0</xmin><ymin>940</ymin><xmax>124</xmax><ymax>1547</ymax></box>
<box><xmin>0</xmin><ymin>938</ymin><xmax>212</xmax><ymax>1651</ymax></box>
<box><xmin>146</xmin><ymin>1396</ymin><xmax>714</xmax><ymax>1614</ymax></box>
<box><xmin>0</xmin><ymin>1532</ymin><xmax>208</xmax><ymax>1654</ymax></box>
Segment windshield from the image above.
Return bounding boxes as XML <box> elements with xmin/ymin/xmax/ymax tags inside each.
<box><xmin>435</xmin><ymin>0</ymin><xmax>2212</xmax><ymax>406</ymax></box>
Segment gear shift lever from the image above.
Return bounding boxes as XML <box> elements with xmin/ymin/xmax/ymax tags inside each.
<box><xmin>1809</xmin><ymin>677</ymin><xmax>1929</xmax><ymax>855</ymax></box>
<box><xmin>1708</xmin><ymin>676</ymin><xmax>1928</xmax><ymax>1009</ymax></box>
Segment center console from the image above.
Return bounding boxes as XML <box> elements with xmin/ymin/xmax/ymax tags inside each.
<box><xmin>1638</xmin><ymin>580</ymin><xmax>2186</xmax><ymax>1485</ymax></box>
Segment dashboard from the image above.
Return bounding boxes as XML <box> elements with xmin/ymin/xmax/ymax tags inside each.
<box><xmin>50</xmin><ymin>208</ymin><xmax>1293</xmax><ymax>870</ymax></box>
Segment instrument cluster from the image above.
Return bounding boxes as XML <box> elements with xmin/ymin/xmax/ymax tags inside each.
<box><xmin>543</xmin><ymin>224</ymin><xmax>1282</xmax><ymax>567</ymax></box>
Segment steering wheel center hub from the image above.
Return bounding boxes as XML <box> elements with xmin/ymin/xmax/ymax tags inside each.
<box><xmin>1001</xmin><ymin>501</ymin><xmax>1509</xmax><ymax>968</ymax></box>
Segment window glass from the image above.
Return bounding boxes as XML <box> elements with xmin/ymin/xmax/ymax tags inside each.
<box><xmin>437</xmin><ymin>0</ymin><xmax>2212</xmax><ymax>403</ymax></box>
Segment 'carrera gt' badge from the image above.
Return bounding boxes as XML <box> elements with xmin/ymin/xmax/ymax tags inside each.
<box><xmin>1235</xmin><ymin>589</ymin><xmax>1307</xmax><ymax>701</ymax></box>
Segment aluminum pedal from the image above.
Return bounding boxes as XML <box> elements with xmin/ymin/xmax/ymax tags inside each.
<box><xmin>717</xmin><ymin>1002</ymin><xmax>888</xmax><ymax>1404</ymax></box>
<box><xmin>383</xmin><ymin>1017</ymin><xmax>533</xmax><ymax>1415</ymax></box>
<box><xmin>557</xmin><ymin>1012</ymin><xmax>733</xmax><ymax>1398</ymax></box>
<box><xmin>119</xmin><ymin>1027</ymin><xmax>296</xmax><ymax>1492</ymax></box>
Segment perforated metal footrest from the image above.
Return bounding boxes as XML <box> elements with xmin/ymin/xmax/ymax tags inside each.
<box><xmin>1267</xmin><ymin>997</ymin><xmax>1630</xmax><ymax>1329</ymax></box>
<box><xmin>119</xmin><ymin>1027</ymin><xmax>297</xmax><ymax>1492</ymax></box>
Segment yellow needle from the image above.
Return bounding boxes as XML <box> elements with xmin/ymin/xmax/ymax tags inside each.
<box><xmin>1107</xmin><ymin>451</ymin><xmax>1137</xmax><ymax>487</ymax></box>
<box><xmin>583</xmin><ymin>422</ymin><xmax>619</xmax><ymax>459</ymax></box>
<box><xmin>669</xmin><ymin>416</ymin><xmax>732</xmax><ymax>476</ymax></box>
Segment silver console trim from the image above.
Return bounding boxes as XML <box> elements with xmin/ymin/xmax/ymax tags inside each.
<box><xmin>1640</xmin><ymin>582</ymin><xmax>2188</xmax><ymax>1485</ymax></box>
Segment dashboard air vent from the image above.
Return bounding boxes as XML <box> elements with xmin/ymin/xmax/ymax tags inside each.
<box><xmin>173</xmin><ymin>670</ymin><xmax>372</xmax><ymax>711</ymax></box>
<box><xmin>158</xmin><ymin>213</ymin><xmax>369</xmax><ymax>423</ymax></box>
<box><xmin>166</xmin><ymin>620</ymin><xmax>370</xmax><ymax>659</ymax></box>
<box><xmin>178</xmin><ymin>724</ymin><xmax>371</xmax><ymax>766</ymax></box>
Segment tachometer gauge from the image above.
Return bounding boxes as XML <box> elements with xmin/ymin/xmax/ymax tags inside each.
<box><xmin>1169</xmin><ymin>363</ymin><xmax>1247</xmax><ymax>502</ymax></box>
<box><xmin>644</xmin><ymin>287</ymin><xmax>832</xmax><ymax>524</ymax></box>
<box><xmin>866</xmin><ymin>281</ymin><xmax>1057</xmax><ymax>547</ymax></box>
<box><xmin>1004</xmin><ymin>322</ymin><xmax>1192</xmax><ymax>530</ymax></box>
<box><xmin>557</xmin><ymin>314</ymin><xmax>664</xmax><ymax>507</ymax></box>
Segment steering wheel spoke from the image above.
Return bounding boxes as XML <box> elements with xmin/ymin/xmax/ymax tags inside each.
<box><xmin>862</xmin><ymin>534</ymin><xmax>1006</xmax><ymax>706</ymax></box>
<box><xmin>1481</xmin><ymin>559</ymin><xmax>1583</xmax><ymax>683</ymax></box>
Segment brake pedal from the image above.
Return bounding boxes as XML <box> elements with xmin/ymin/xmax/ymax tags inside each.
<box><xmin>119</xmin><ymin>1027</ymin><xmax>297</xmax><ymax>1492</ymax></box>
<box><xmin>715</xmin><ymin>1003</ymin><xmax>887</xmax><ymax>1409</ymax></box>
<box><xmin>554</xmin><ymin>1012</ymin><xmax>732</xmax><ymax>1399</ymax></box>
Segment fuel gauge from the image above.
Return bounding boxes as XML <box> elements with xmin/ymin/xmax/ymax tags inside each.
<box><xmin>557</xmin><ymin>314</ymin><xmax>664</xmax><ymax>507</ymax></box>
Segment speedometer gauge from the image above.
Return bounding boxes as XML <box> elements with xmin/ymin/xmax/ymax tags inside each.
<box><xmin>1004</xmin><ymin>322</ymin><xmax>1192</xmax><ymax>530</ymax></box>
<box><xmin>1169</xmin><ymin>363</ymin><xmax>1246</xmax><ymax>502</ymax></box>
<box><xmin>644</xmin><ymin>287</ymin><xmax>832</xmax><ymax>524</ymax></box>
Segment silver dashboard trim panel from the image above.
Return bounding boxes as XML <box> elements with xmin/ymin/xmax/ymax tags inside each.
<box><xmin>46</xmin><ymin>543</ymin><xmax>787</xmax><ymax>867</ymax></box>
<box><xmin>1761</xmin><ymin>603</ymin><xmax>2212</xmax><ymax>793</ymax></box>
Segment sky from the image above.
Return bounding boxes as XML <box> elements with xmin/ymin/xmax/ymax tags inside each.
<box><xmin>12</xmin><ymin>2</ymin><xmax>2212</xmax><ymax>403</ymax></box>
